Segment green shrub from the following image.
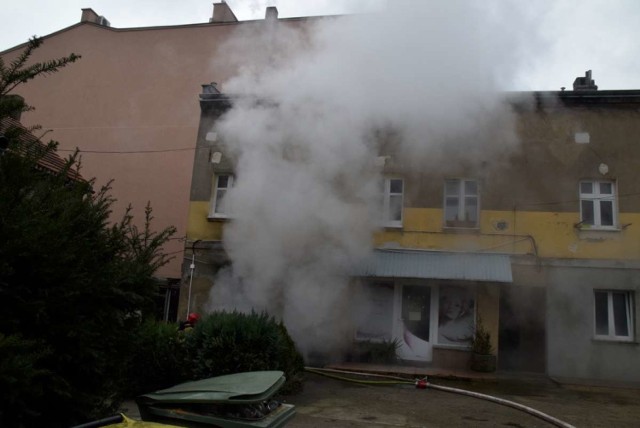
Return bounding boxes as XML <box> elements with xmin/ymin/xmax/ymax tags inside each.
<box><xmin>472</xmin><ymin>316</ymin><xmax>493</xmax><ymax>355</ymax></box>
<box><xmin>125</xmin><ymin>321</ymin><xmax>187</xmax><ymax>396</ymax></box>
<box><xmin>0</xmin><ymin>334</ymin><xmax>54</xmax><ymax>428</ymax></box>
<box><xmin>275</xmin><ymin>321</ymin><xmax>305</xmax><ymax>394</ymax></box>
<box><xmin>184</xmin><ymin>311</ymin><xmax>305</xmax><ymax>394</ymax></box>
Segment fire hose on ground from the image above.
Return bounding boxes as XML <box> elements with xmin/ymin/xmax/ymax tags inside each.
<box><xmin>304</xmin><ymin>367</ymin><xmax>576</xmax><ymax>428</ymax></box>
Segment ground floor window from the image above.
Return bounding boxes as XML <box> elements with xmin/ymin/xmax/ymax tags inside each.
<box><xmin>437</xmin><ymin>285</ymin><xmax>475</xmax><ymax>346</ymax></box>
<box><xmin>594</xmin><ymin>290</ymin><xmax>634</xmax><ymax>341</ymax></box>
<box><xmin>155</xmin><ymin>279</ymin><xmax>180</xmax><ymax>322</ymax></box>
<box><xmin>354</xmin><ymin>282</ymin><xmax>394</xmax><ymax>342</ymax></box>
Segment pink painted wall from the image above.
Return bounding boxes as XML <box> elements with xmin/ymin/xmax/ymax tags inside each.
<box><xmin>2</xmin><ymin>17</ymin><xmax>309</xmax><ymax>277</ymax></box>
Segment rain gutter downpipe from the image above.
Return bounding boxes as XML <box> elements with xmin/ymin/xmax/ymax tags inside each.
<box><xmin>186</xmin><ymin>239</ymin><xmax>201</xmax><ymax>318</ymax></box>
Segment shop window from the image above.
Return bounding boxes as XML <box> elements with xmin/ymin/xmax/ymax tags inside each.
<box><xmin>437</xmin><ymin>285</ymin><xmax>475</xmax><ymax>346</ymax></box>
<box><xmin>355</xmin><ymin>282</ymin><xmax>394</xmax><ymax>342</ymax></box>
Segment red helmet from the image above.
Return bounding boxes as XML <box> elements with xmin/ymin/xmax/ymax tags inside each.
<box><xmin>187</xmin><ymin>313</ymin><xmax>201</xmax><ymax>324</ymax></box>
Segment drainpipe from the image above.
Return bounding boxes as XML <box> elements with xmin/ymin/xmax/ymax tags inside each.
<box><xmin>186</xmin><ymin>239</ymin><xmax>201</xmax><ymax>318</ymax></box>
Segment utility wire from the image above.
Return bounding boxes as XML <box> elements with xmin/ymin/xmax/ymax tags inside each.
<box><xmin>56</xmin><ymin>146</ymin><xmax>209</xmax><ymax>154</ymax></box>
<box><xmin>46</xmin><ymin>125</ymin><xmax>196</xmax><ymax>130</ymax></box>
<box><xmin>164</xmin><ymin>249</ymin><xmax>186</xmax><ymax>256</ymax></box>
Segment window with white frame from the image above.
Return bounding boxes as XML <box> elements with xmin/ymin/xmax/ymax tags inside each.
<box><xmin>594</xmin><ymin>290</ymin><xmax>634</xmax><ymax>341</ymax></box>
<box><xmin>579</xmin><ymin>180</ymin><xmax>616</xmax><ymax>228</ymax></box>
<box><xmin>444</xmin><ymin>179</ymin><xmax>479</xmax><ymax>228</ymax></box>
<box><xmin>209</xmin><ymin>174</ymin><xmax>233</xmax><ymax>218</ymax></box>
<box><xmin>383</xmin><ymin>178</ymin><xmax>403</xmax><ymax>228</ymax></box>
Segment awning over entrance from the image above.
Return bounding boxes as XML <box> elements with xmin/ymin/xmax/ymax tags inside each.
<box><xmin>358</xmin><ymin>249</ymin><xmax>513</xmax><ymax>283</ymax></box>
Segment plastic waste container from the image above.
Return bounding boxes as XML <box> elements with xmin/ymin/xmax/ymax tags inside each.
<box><xmin>135</xmin><ymin>371</ymin><xmax>295</xmax><ymax>428</ymax></box>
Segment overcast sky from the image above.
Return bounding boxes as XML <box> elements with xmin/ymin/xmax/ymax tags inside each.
<box><xmin>2</xmin><ymin>0</ymin><xmax>639</xmax><ymax>91</ymax></box>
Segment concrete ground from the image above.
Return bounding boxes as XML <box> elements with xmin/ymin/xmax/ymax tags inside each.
<box><xmin>119</xmin><ymin>369</ymin><xmax>640</xmax><ymax>427</ymax></box>
<box><xmin>286</xmin><ymin>372</ymin><xmax>640</xmax><ymax>427</ymax></box>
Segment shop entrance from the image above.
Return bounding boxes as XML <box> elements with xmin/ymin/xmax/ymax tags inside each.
<box><xmin>395</xmin><ymin>284</ymin><xmax>436</xmax><ymax>361</ymax></box>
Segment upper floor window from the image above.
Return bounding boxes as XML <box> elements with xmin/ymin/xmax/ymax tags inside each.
<box><xmin>383</xmin><ymin>178</ymin><xmax>403</xmax><ymax>228</ymax></box>
<box><xmin>594</xmin><ymin>290</ymin><xmax>634</xmax><ymax>341</ymax></box>
<box><xmin>444</xmin><ymin>179</ymin><xmax>479</xmax><ymax>228</ymax></box>
<box><xmin>580</xmin><ymin>180</ymin><xmax>616</xmax><ymax>229</ymax></box>
<box><xmin>209</xmin><ymin>174</ymin><xmax>233</xmax><ymax>219</ymax></box>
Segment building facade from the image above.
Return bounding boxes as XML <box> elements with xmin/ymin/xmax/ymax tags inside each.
<box><xmin>3</xmin><ymin>3</ymin><xmax>638</xmax><ymax>383</ymax></box>
<box><xmin>185</xmin><ymin>80</ymin><xmax>640</xmax><ymax>385</ymax></box>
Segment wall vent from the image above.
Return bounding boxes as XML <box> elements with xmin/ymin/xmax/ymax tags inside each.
<box><xmin>575</xmin><ymin>132</ymin><xmax>590</xmax><ymax>144</ymax></box>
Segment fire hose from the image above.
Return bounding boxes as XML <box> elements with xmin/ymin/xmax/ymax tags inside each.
<box><xmin>304</xmin><ymin>367</ymin><xmax>576</xmax><ymax>428</ymax></box>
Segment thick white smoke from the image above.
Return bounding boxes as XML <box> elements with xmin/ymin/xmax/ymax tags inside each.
<box><xmin>206</xmin><ymin>1</ymin><xmax>545</xmax><ymax>358</ymax></box>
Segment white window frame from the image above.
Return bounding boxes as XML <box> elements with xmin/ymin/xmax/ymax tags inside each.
<box><xmin>579</xmin><ymin>180</ymin><xmax>617</xmax><ymax>229</ymax></box>
<box><xmin>209</xmin><ymin>174</ymin><xmax>233</xmax><ymax>219</ymax></box>
<box><xmin>593</xmin><ymin>290</ymin><xmax>634</xmax><ymax>342</ymax></box>
<box><xmin>383</xmin><ymin>177</ymin><xmax>403</xmax><ymax>228</ymax></box>
<box><xmin>443</xmin><ymin>179</ymin><xmax>479</xmax><ymax>228</ymax></box>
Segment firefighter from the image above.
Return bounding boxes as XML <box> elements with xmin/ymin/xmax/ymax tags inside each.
<box><xmin>179</xmin><ymin>312</ymin><xmax>201</xmax><ymax>332</ymax></box>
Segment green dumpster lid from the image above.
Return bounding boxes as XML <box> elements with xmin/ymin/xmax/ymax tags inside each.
<box><xmin>138</xmin><ymin>371</ymin><xmax>286</xmax><ymax>404</ymax></box>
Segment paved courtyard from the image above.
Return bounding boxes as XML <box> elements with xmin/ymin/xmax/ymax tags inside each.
<box><xmin>285</xmin><ymin>372</ymin><xmax>640</xmax><ymax>427</ymax></box>
<box><xmin>119</xmin><ymin>370</ymin><xmax>640</xmax><ymax>427</ymax></box>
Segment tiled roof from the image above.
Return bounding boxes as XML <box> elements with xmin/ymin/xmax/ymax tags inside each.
<box><xmin>0</xmin><ymin>116</ymin><xmax>84</xmax><ymax>182</ymax></box>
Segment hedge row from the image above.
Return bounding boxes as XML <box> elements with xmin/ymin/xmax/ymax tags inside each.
<box><xmin>125</xmin><ymin>310</ymin><xmax>305</xmax><ymax>397</ymax></box>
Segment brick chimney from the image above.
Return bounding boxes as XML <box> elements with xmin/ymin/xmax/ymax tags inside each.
<box><xmin>201</xmin><ymin>82</ymin><xmax>221</xmax><ymax>95</ymax></box>
<box><xmin>211</xmin><ymin>1</ymin><xmax>238</xmax><ymax>23</ymax></box>
<box><xmin>573</xmin><ymin>70</ymin><xmax>598</xmax><ymax>91</ymax></box>
<box><xmin>80</xmin><ymin>8</ymin><xmax>110</xmax><ymax>26</ymax></box>
<box><xmin>265</xmin><ymin>6</ymin><xmax>279</xmax><ymax>21</ymax></box>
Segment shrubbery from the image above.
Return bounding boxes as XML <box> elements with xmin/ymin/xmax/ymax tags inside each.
<box><xmin>127</xmin><ymin>311</ymin><xmax>305</xmax><ymax>397</ymax></box>
<box><xmin>0</xmin><ymin>334</ymin><xmax>53</xmax><ymax>428</ymax></box>
<box><xmin>125</xmin><ymin>321</ymin><xmax>188</xmax><ymax>397</ymax></box>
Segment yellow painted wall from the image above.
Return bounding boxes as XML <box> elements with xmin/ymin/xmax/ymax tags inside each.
<box><xmin>186</xmin><ymin>201</ymin><xmax>224</xmax><ymax>241</ymax></box>
<box><xmin>374</xmin><ymin>208</ymin><xmax>640</xmax><ymax>260</ymax></box>
<box><xmin>476</xmin><ymin>283</ymin><xmax>500</xmax><ymax>355</ymax></box>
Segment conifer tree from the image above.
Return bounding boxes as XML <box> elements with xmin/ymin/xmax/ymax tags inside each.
<box><xmin>0</xmin><ymin>37</ymin><xmax>176</xmax><ymax>427</ymax></box>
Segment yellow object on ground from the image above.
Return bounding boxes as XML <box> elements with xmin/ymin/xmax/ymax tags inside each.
<box><xmin>113</xmin><ymin>414</ymin><xmax>182</xmax><ymax>427</ymax></box>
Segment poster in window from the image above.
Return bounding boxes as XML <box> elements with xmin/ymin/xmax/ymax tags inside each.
<box><xmin>438</xmin><ymin>285</ymin><xmax>474</xmax><ymax>346</ymax></box>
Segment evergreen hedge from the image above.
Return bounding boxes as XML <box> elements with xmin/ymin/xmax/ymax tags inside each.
<box><xmin>127</xmin><ymin>311</ymin><xmax>305</xmax><ymax>396</ymax></box>
<box><xmin>124</xmin><ymin>321</ymin><xmax>188</xmax><ymax>397</ymax></box>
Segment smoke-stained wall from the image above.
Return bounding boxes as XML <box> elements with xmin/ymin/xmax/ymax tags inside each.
<box><xmin>188</xmin><ymin>1</ymin><xmax>545</xmax><ymax>359</ymax></box>
<box><xmin>182</xmin><ymin>2</ymin><xmax>640</xmax><ymax>379</ymax></box>
<box><xmin>546</xmin><ymin>265</ymin><xmax>640</xmax><ymax>383</ymax></box>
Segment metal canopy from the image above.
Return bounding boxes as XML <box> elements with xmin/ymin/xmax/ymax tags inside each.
<box><xmin>358</xmin><ymin>249</ymin><xmax>513</xmax><ymax>283</ymax></box>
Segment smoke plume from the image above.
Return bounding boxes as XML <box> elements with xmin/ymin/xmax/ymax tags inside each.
<box><xmin>206</xmin><ymin>0</ymin><xmax>545</xmax><ymax>358</ymax></box>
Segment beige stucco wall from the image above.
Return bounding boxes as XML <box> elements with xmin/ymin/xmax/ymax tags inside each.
<box><xmin>1</xmin><ymin>18</ymin><xmax>310</xmax><ymax>277</ymax></box>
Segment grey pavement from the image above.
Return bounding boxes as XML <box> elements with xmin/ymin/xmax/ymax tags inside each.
<box><xmin>118</xmin><ymin>371</ymin><xmax>640</xmax><ymax>427</ymax></box>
